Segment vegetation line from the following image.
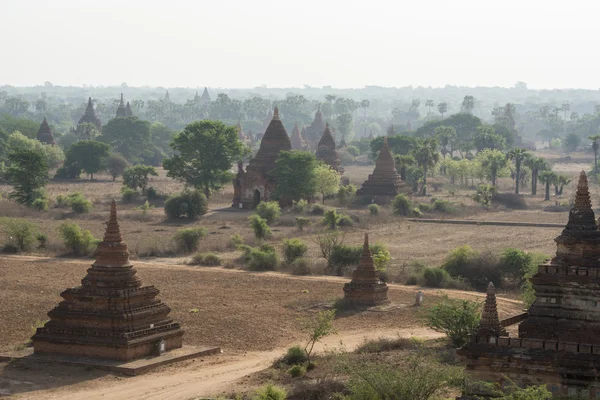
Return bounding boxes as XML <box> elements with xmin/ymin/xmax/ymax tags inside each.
<box><xmin>406</xmin><ymin>218</ymin><xmax>563</xmax><ymax>228</ymax></box>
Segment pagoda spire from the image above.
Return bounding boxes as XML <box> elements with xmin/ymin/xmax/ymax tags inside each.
<box><xmin>476</xmin><ymin>282</ymin><xmax>507</xmax><ymax>337</ymax></box>
<box><xmin>562</xmin><ymin>171</ymin><xmax>597</xmax><ymax>234</ymax></box>
<box><xmin>362</xmin><ymin>233</ymin><xmax>370</xmax><ymax>257</ymax></box>
<box><xmin>273</xmin><ymin>106</ymin><xmax>280</xmax><ymax>120</ymax></box>
<box><xmin>103</xmin><ymin>199</ymin><xmax>123</xmax><ymax>244</ymax></box>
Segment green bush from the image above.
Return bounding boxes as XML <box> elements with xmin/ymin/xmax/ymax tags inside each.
<box><xmin>422</xmin><ymin>267</ymin><xmax>450</xmax><ymax>288</ymax></box>
<box><xmin>295</xmin><ymin>216</ymin><xmax>310</xmax><ymax>231</ymax></box>
<box><xmin>55</xmin><ymin>194</ymin><xmax>69</xmax><ymax>208</ymax></box>
<box><xmin>292</xmin><ymin>199</ymin><xmax>309</xmax><ymax>213</ymax></box>
<box><xmin>499</xmin><ymin>248</ymin><xmax>532</xmax><ymax>280</ymax></box>
<box><xmin>311</xmin><ymin>204</ymin><xmax>326</xmax><ymax>215</ymax></box>
<box><xmin>36</xmin><ymin>232</ymin><xmax>48</xmax><ymax>248</ymax></box>
<box><xmin>291</xmin><ymin>258</ymin><xmax>312</xmax><ymax>275</ymax></box>
<box><xmin>255</xmin><ymin>201</ymin><xmax>281</xmax><ymax>225</ymax></box>
<box><xmin>427</xmin><ymin>295</ymin><xmax>481</xmax><ymax>347</ymax></box>
<box><xmin>431</xmin><ymin>198</ymin><xmax>455</xmax><ymax>213</ymax></box>
<box><xmin>0</xmin><ymin>218</ymin><xmax>39</xmax><ymax>252</ymax></box>
<box><xmin>412</xmin><ymin>207</ymin><xmax>422</xmax><ymax>216</ymax></box>
<box><xmin>58</xmin><ymin>221</ymin><xmax>98</xmax><ymax>255</ymax></box>
<box><xmin>164</xmin><ymin>189</ymin><xmax>208</xmax><ymax>219</ymax></box>
<box><xmin>338</xmin><ymin>184</ymin><xmax>356</xmax><ymax>206</ymax></box>
<box><xmin>474</xmin><ymin>184</ymin><xmax>495</xmax><ymax>207</ymax></box>
<box><xmin>337</xmin><ymin>214</ymin><xmax>354</xmax><ymax>227</ymax></box>
<box><xmin>442</xmin><ymin>245</ymin><xmax>478</xmax><ymax>277</ymax></box>
<box><xmin>323</xmin><ymin>209</ymin><xmax>339</xmax><ymax>229</ymax></box>
<box><xmin>31</xmin><ymin>197</ymin><xmax>49</xmax><ymax>211</ymax></box>
<box><xmin>282</xmin><ymin>345</ymin><xmax>307</xmax><ymax>365</ymax></box>
<box><xmin>368</xmin><ymin>203</ymin><xmax>379</xmax><ymax>215</ymax></box>
<box><xmin>189</xmin><ymin>251</ymin><xmax>221</xmax><ymax>266</ymax></box>
<box><xmin>172</xmin><ymin>227</ymin><xmax>207</xmax><ymax>253</ymax></box>
<box><xmin>246</xmin><ymin>247</ymin><xmax>280</xmax><ymax>271</ymax></box>
<box><xmin>249</xmin><ymin>214</ymin><xmax>271</xmax><ymax>239</ymax></box>
<box><xmin>329</xmin><ymin>244</ymin><xmax>362</xmax><ymax>276</ymax></box>
<box><xmin>288</xmin><ymin>364</ymin><xmax>306</xmax><ymax>378</ymax></box>
<box><xmin>68</xmin><ymin>193</ymin><xmax>93</xmax><ymax>213</ymax></box>
<box><xmin>392</xmin><ymin>194</ymin><xmax>412</xmax><ymax>216</ymax></box>
<box><xmin>229</xmin><ymin>233</ymin><xmax>244</xmax><ymax>248</ymax></box>
<box><xmin>121</xmin><ymin>187</ymin><xmax>140</xmax><ymax>203</ymax></box>
<box><xmin>417</xmin><ymin>202</ymin><xmax>432</xmax><ymax>212</ymax></box>
<box><xmin>283</xmin><ymin>238</ymin><xmax>307</xmax><ymax>264</ymax></box>
<box><xmin>146</xmin><ymin>186</ymin><xmax>159</xmax><ymax>200</ymax></box>
<box><xmin>251</xmin><ymin>384</ymin><xmax>287</xmax><ymax>400</ymax></box>
<box><xmin>370</xmin><ymin>243</ymin><xmax>391</xmax><ymax>272</ymax></box>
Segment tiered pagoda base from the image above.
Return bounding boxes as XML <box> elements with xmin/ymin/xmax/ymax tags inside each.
<box><xmin>343</xmin><ymin>234</ymin><xmax>389</xmax><ymax>307</ymax></box>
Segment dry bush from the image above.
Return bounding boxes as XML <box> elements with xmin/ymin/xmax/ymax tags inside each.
<box><xmin>132</xmin><ymin>237</ymin><xmax>176</xmax><ymax>258</ymax></box>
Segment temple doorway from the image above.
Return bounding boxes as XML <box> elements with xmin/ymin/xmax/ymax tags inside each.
<box><xmin>253</xmin><ymin>190</ymin><xmax>261</xmax><ymax>208</ymax></box>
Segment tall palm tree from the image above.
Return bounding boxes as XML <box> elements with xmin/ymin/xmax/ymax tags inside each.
<box><xmin>425</xmin><ymin>99</ymin><xmax>434</xmax><ymax>113</ymax></box>
<box><xmin>555</xmin><ymin>175</ymin><xmax>571</xmax><ymax>196</ymax></box>
<box><xmin>394</xmin><ymin>154</ymin><xmax>415</xmax><ymax>181</ymax></box>
<box><xmin>480</xmin><ymin>149</ymin><xmax>508</xmax><ymax>187</ymax></box>
<box><xmin>539</xmin><ymin>171</ymin><xmax>558</xmax><ymax>201</ymax></box>
<box><xmin>525</xmin><ymin>156</ymin><xmax>548</xmax><ymax>195</ymax></box>
<box><xmin>434</xmin><ymin>126</ymin><xmax>457</xmax><ymax>159</ymax></box>
<box><xmin>437</xmin><ymin>102</ymin><xmax>447</xmax><ymax>118</ymax></box>
<box><xmin>507</xmin><ymin>148</ymin><xmax>529</xmax><ymax>194</ymax></box>
<box><xmin>589</xmin><ymin>135</ymin><xmax>600</xmax><ymax>174</ymax></box>
<box><xmin>412</xmin><ymin>138</ymin><xmax>440</xmax><ymax>196</ymax></box>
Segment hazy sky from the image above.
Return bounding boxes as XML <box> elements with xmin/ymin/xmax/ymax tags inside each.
<box><xmin>2</xmin><ymin>0</ymin><xmax>599</xmax><ymax>89</ymax></box>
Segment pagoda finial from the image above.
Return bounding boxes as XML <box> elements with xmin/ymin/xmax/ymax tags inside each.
<box><xmin>325</xmin><ymin>122</ymin><xmax>329</xmax><ymax>129</ymax></box>
<box><xmin>476</xmin><ymin>282</ymin><xmax>506</xmax><ymax>337</ymax></box>
<box><xmin>362</xmin><ymin>233</ymin><xmax>370</xmax><ymax>256</ymax></box>
<box><xmin>103</xmin><ymin>199</ymin><xmax>123</xmax><ymax>243</ymax></box>
<box><xmin>575</xmin><ymin>171</ymin><xmax>592</xmax><ymax>211</ymax></box>
<box><xmin>120</xmin><ymin>93</ymin><xmax>124</xmax><ymax>102</ymax></box>
<box><xmin>273</xmin><ymin>106</ymin><xmax>279</xmax><ymax>119</ymax></box>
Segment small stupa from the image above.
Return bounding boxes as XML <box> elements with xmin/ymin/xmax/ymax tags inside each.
<box><xmin>124</xmin><ymin>101</ymin><xmax>133</xmax><ymax>117</ymax></box>
<box><xmin>115</xmin><ymin>93</ymin><xmax>127</xmax><ymax>118</ymax></box>
<box><xmin>343</xmin><ymin>234</ymin><xmax>389</xmax><ymax>306</ymax></box>
<box><xmin>316</xmin><ymin>123</ymin><xmax>343</xmax><ymax>174</ymax></box>
<box><xmin>304</xmin><ymin>105</ymin><xmax>326</xmax><ymax>149</ymax></box>
<box><xmin>356</xmin><ymin>137</ymin><xmax>407</xmax><ymax>204</ymax></box>
<box><xmin>36</xmin><ymin>117</ymin><xmax>55</xmax><ymax>145</ymax></box>
<box><xmin>77</xmin><ymin>97</ymin><xmax>102</xmax><ymax>130</ymax></box>
<box><xmin>200</xmin><ymin>87</ymin><xmax>211</xmax><ymax>103</ymax></box>
<box><xmin>32</xmin><ymin>200</ymin><xmax>184</xmax><ymax>360</ymax></box>
<box><xmin>290</xmin><ymin>122</ymin><xmax>305</xmax><ymax>150</ymax></box>
<box><xmin>475</xmin><ymin>282</ymin><xmax>507</xmax><ymax>341</ymax></box>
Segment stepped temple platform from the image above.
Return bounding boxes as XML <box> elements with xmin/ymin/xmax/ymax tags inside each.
<box><xmin>458</xmin><ymin>171</ymin><xmax>600</xmax><ymax>399</ymax></box>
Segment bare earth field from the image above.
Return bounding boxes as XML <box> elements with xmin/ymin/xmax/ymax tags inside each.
<box><xmin>0</xmin><ymin>256</ymin><xmax>523</xmax><ymax>399</ymax></box>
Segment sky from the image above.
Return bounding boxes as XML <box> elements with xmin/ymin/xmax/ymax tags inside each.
<box><xmin>2</xmin><ymin>0</ymin><xmax>600</xmax><ymax>90</ymax></box>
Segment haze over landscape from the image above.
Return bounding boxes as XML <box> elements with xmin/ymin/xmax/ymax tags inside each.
<box><xmin>3</xmin><ymin>0</ymin><xmax>600</xmax><ymax>89</ymax></box>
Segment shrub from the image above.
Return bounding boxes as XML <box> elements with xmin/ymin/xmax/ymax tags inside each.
<box><xmin>58</xmin><ymin>221</ymin><xmax>98</xmax><ymax>255</ymax></box>
<box><xmin>120</xmin><ymin>187</ymin><xmax>140</xmax><ymax>203</ymax></box>
<box><xmin>427</xmin><ymin>295</ymin><xmax>481</xmax><ymax>347</ymax></box>
<box><xmin>392</xmin><ymin>194</ymin><xmax>412</xmax><ymax>216</ymax></box>
<box><xmin>412</xmin><ymin>207</ymin><xmax>422</xmax><ymax>216</ymax></box>
<box><xmin>55</xmin><ymin>194</ymin><xmax>69</xmax><ymax>208</ymax></box>
<box><xmin>356</xmin><ymin>337</ymin><xmax>421</xmax><ymax>354</ymax></box>
<box><xmin>246</xmin><ymin>247</ymin><xmax>280</xmax><ymax>271</ymax></box>
<box><xmin>288</xmin><ymin>364</ymin><xmax>306</xmax><ymax>378</ymax></box>
<box><xmin>431</xmin><ymin>198</ymin><xmax>455</xmax><ymax>213</ymax></box>
<box><xmin>282</xmin><ymin>345</ymin><xmax>307</xmax><ymax>365</ymax></box>
<box><xmin>338</xmin><ymin>184</ymin><xmax>356</xmax><ymax>206</ymax></box>
<box><xmin>417</xmin><ymin>202</ymin><xmax>432</xmax><ymax>212</ymax></box>
<box><xmin>164</xmin><ymin>190</ymin><xmax>208</xmax><ymax>219</ymax></box>
<box><xmin>255</xmin><ymin>201</ymin><xmax>281</xmax><ymax>225</ymax></box>
<box><xmin>292</xmin><ymin>199</ymin><xmax>309</xmax><ymax>213</ymax></box>
<box><xmin>68</xmin><ymin>192</ymin><xmax>93</xmax><ymax>213</ymax></box>
<box><xmin>474</xmin><ymin>184</ymin><xmax>495</xmax><ymax>207</ymax></box>
<box><xmin>189</xmin><ymin>251</ymin><xmax>221</xmax><ymax>266</ymax></box>
<box><xmin>0</xmin><ymin>218</ymin><xmax>39</xmax><ymax>252</ymax></box>
<box><xmin>295</xmin><ymin>216</ymin><xmax>310</xmax><ymax>231</ymax></box>
<box><xmin>499</xmin><ymin>248</ymin><xmax>532</xmax><ymax>281</ymax></box>
<box><xmin>283</xmin><ymin>238</ymin><xmax>307</xmax><ymax>264</ymax></box>
<box><xmin>31</xmin><ymin>197</ymin><xmax>49</xmax><ymax>211</ymax></box>
<box><xmin>291</xmin><ymin>258</ymin><xmax>312</xmax><ymax>275</ymax></box>
<box><xmin>370</xmin><ymin>243</ymin><xmax>391</xmax><ymax>272</ymax></box>
<box><xmin>442</xmin><ymin>245</ymin><xmax>478</xmax><ymax>277</ymax></box>
<box><xmin>229</xmin><ymin>233</ymin><xmax>244</xmax><ymax>248</ymax></box>
<box><xmin>172</xmin><ymin>227</ymin><xmax>207</xmax><ymax>253</ymax></box>
<box><xmin>329</xmin><ymin>244</ymin><xmax>362</xmax><ymax>276</ymax></box>
<box><xmin>36</xmin><ymin>232</ymin><xmax>48</xmax><ymax>248</ymax></box>
<box><xmin>123</xmin><ymin>165</ymin><xmax>158</xmax><ymax>193</ymax></box>
<box><xmin>368</xmin><ymin>203</ymin><xmax>379</xmax><ymax>215</ymax></box>
<box><xmin>337</xmin><ymin>214</ymin><xmax>354</xmax><ymax>227</ymax></box>
<box><xmin>323</xmin><ymin>209</ymin><xmax>339</xmax><ymax>229</ymax></box>
<box><xmin>422</xmin><ymin>267</ymin><xmax>450</xmax><ymax>288</ymax></box>
<box><xmin>493</xmin><ymin>192</ymin><xmax>528</xmax><ymax>210</ymax></box>
<box><xmin>249</xmin><ymin>214</ymin><xmax>271</xmax><ymax>239</ymax></box>
<box><xmin>251</xmin><ymin>384</ymin><xmax>287</xmax><ymax>400</ymax></box>
<box><xmin>311</xmin><ymin>204</ymin><xmax>326</xmax><ymax>215</ymax></box>
<box><xmin>146</xmin><ymin>186</ymin><xmax>159</xmax><ymax>200</ymax></box>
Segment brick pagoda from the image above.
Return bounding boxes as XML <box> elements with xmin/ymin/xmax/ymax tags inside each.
<box><xmin>316</xmin><ymin>123</ymin><xmax>343</xmax><ymax>174</ymax></box>
<box><xmin>32</xmin><ymin>200</ymin><xmax>184</xmax><ymax>361</ymax></box>
<box><xmin>77</xmin><ymin>97</ymin><xmax>102</xmax><ymax>130</ymax></box>
<box><xmin>458</xmin><ymin>171</ymin><xmax>600</xmax><ymax>399</ymax></box>
<box><xmin>290</xmin><ymin>122</ymin><xmax>306</xmax><ymax>150</ymax></box>
<box><xmin>356</xmin><ymin>137</ymin><xmax>407</xmax><ymax>204</ymax></box>
<box><xmin>36</xmin><ymin>117</ymin><xmax>55</xmax><ymax>145</ymax></box>
<box><xmin>343</xmin><ymin>233</ymin><xmax>389</xmax><ymax>307</ymax></box>
<box><xmin>233</xmin><ymin>107</ymin><xmax>292</xmax><ymax>209</ymax></box>
<box><xmin>115</xmin><ymin>93</ymin><xmax>133</xmax><ymax>118</ymax></box>
<box><xmin>303</xmin><ymin>105</ymin><xmax>326</xmax><ymax>150</ymax></box>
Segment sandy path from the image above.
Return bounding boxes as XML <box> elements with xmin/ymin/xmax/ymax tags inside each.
<box><xmin>15</xmin><ymin>327</ymin><xmax>441</xmax><ymax>400</ymax></box>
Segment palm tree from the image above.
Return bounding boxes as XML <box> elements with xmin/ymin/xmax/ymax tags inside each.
<box><xmin>589</xmin><ymin>135</ymin><xmax>600</xmax><ymax>174</ymax></box>
<box><xmin>555</xmin><ymin>175</ymin><xmax>571</xmax><ymax>196</ymax></box>
<box><xmin>437</xmin><ymin>102</ymin><xmax>447</xmax><ymax>118</ymax></box>
<box><xmin>434</xmin><ymin>126</ymin><xmax>457</xmax><ymax>159</ymax></box>
<box><xmin>412</xmin><ymin>138</ymin><xmax>440</xmax><ymax>196</ymax></box>
<box><xmin>394</xmin><ymin>154</ymin><xmax>415</xmax><ymax>181</ymax></box>
<box><xmin>425</xmin><ymin>99</ymin><xmax>434</xmax><ymax>113</ymax></box>
<box><xmin>539</xmin><ymin>171</ymin><xmax>558</xmax><ymax>201</ymax></box>
<box><xmin>525</xmin><ymin>156</ymin><xmax>548</xmax><ymax>195</ymax></box>
<box><xmin>507</xmin><ymin>148</ymin><xmax>529</xmax><ymax>194</ymax></box>
<box><xmin>479</xmin><ymin>149</ymin><xmax>508</xmax><ymax>187</ymax></box>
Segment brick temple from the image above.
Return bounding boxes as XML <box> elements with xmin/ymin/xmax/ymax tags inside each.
<box><xmin>458</xmin><ymin>171</ymin><xmax>600</xmax><ymax>399</ymax></box>
<box><xmin>316</xmin><ymin>122</ymin><xmax>343</xmax><ymax>174</ymax></box>
<box><xmin>233</xmin><ymin>107</ymin><xmax>291</xmax><ymax>209</ymax></box>
<box><xmin>343</xmin><ymin>233</ymin><xmax>389</xmax><ymax>307</ymax></box>
<box><xmin>290</xmin><ymin>122</ymin><xmax>306</xmax><ymax>150</ymax></box>
<box><xmin>115</xmin><ymin>93</ymin><xmax>133</xmax><ymax>118</ymax></box>
<box><xmin>32</xmin><ymin>200</ymin><xmax>184</xmax><ymax>361</ymax></box>
<box><xmin>77</xmin><ymin>97</ymin><xmax>102</xmax><ymax>130</ymax></box>
<box><xmin>356</xmin><ymin>137</ymin><xmax>407</xmax><ymax>204</ymax></box>
<box><xmin>36</xmin><ymin>117</ymin><xmax>55</xmax><ymax>145</ymax></box>
<box><xmin>303</xmin><ymin>105</ymin><xmax>326</xmax><ymax>150</ymax></box>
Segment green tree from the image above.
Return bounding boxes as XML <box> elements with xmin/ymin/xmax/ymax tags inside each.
<box><xmin>271</xmin><ymin>151</ymin><xmax>318</xmax><ymax>203</ymax></box>
<box><xmin>478</xmin><ymin>148</ymin><xmax>508</xmax><ymax>186</ymax></box>
<box><xmin>394</xmin><ymin>154</ymin><xmax>415</xmax><ymax>181</ymax></box>
<box><xmin>123</xmin><ymin>165</ymin><xmax>158</xmax><ymax>194</ymax></box>
<box><xmin>538</xmin><ymin>170</ymin><xmax>558</xmax><ymax>201</ymax></box>
<box><xmin>149</xmin><ymin>122</ymin><xmax>174</xmax><ymax>154</ymax></box>
<box><xmin>474</xmin><ymin>125</ymin><xmax>505</xmax><ymax>152</ymax></box>
<box><xmin>434</xmin><ymin>126</ymin><xmax>456</xmax><ymax>159</ymax></box>
<box><xmin>336</xmin><ymin>113</ymin><xmax>353</xmax><ymax>142</ymax></box>
<box><xmin>563</xmin><ymin>132</ymin><xmax>581</xmax><ymax>153</ymax></box>
<box><xmin>314</xmin><ymin>164</ymin><xmax>341</xmax><ymax>204</ymax></box>
<box><xmin>7</xmin><ymin>131</ymin><xmax>64</xmax><ymax>168</ymax></box>
<box><xmin>163</xmin><ymin>120</ymin><xmax>243</xmax><ymax>197</ymax></box>
<box><xmin>555</xmin><ymin>175</ymin><xmax>571</xmax><ymax>196</ymax></box>
<box><xmin>525</xmin><ymin>156</ymin><xmax>548</xmax><ymax>196</ymax></box>
<box><xmin>412</xmin><ymin>138</ymin><xmax>439</xmax><ymax>196</ymax></box>
<box><xmin>461</xmin><ymin>95</ymin><xmax>475</xmax><ymax>114</ymax></box>
<box><xmin>100</xmin><ymin>116</ymin><xmax>152</xmax><ymax>163</ymax></box>
<box><xmin>589</xmin><ymin>135</ymin><xmax>600</xmax><ymax>174</ymax></box>
<box><xmin>425</xmin><ymin>99</ymin><xmax>434</xmax><ymax>113</ymax></box>
<box><xmin>106</xmin><ymin>153</ymin><xmax>129</xmax><ymax>181</ymax></box>
<box><xmin>64</xmin><ymin>140</ymin><xmax>110</xmax><ymax>180</ymax></box>
<box><xmin>5</xmin><ymin>149</ymin><xmax>49</xmax><ymax>205</ymax></box>
<box><xmin>437</xmin><ymin>102</ymin><xmax>448</xmax><ymax>118</ymax></box>
<box><xmin>301</xmin><ymin>309</ymin><xmax>336</xmax><ymax>365</ymax></box>
<box><xmin>427</xmin><ymin>295</ymin><xmax>481</xmax><ymax>347</ymax></box>
<box><xmin>507</xmin><ymin>148</ymin><xmax>529</xmax><ymax>194</ymax></box>
<box><xmin>0</xmin><ymin>115</ymin><xmax>39</xmax><ymax>138</ymax></box>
